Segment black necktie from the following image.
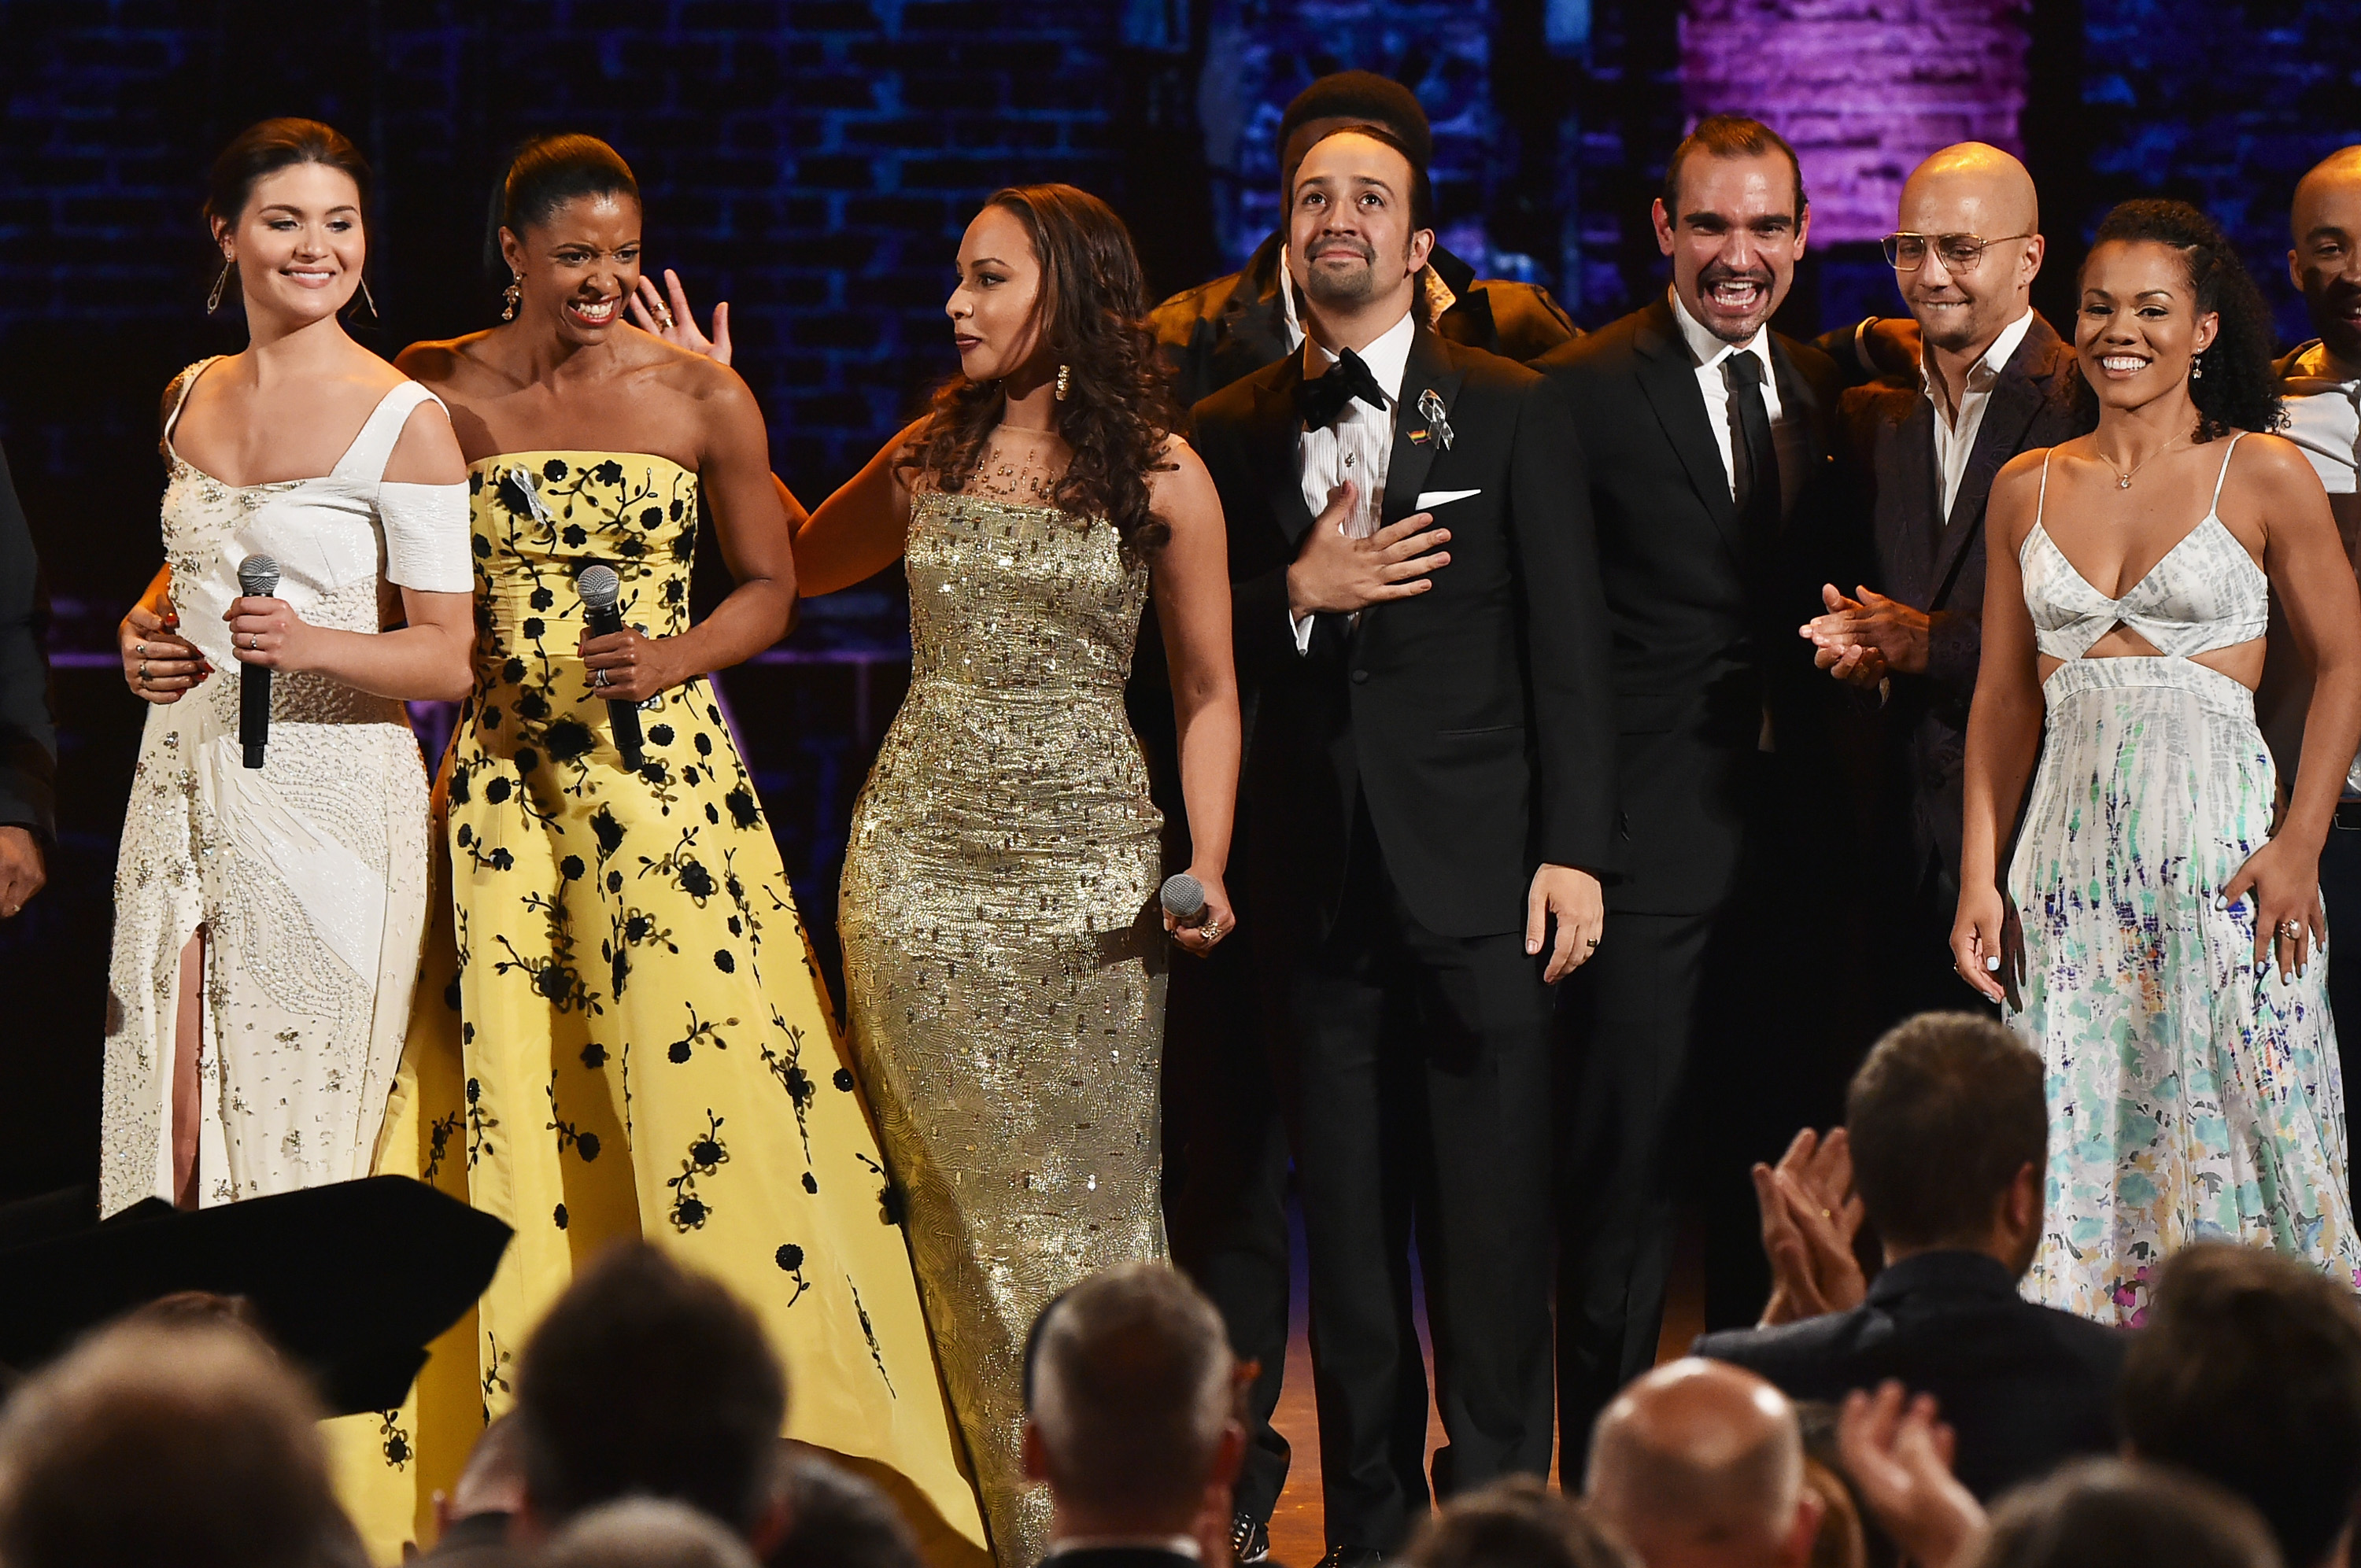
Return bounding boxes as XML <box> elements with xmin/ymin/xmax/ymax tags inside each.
<box><xmin>1724</xmin><ymin>352</ymin><xmax>1782</xmax><ymax>537</ymax></box>
<box><xmin>1295</xmin><ymin>346</ymin><xmax>1390</xmax><ymax>430</ymax></box>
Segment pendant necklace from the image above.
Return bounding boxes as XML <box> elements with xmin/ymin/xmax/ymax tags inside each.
<box><xmin>2098</xmin><ymin>436</ymin><xmax>2185</xmax><ymax>489</ymax></box>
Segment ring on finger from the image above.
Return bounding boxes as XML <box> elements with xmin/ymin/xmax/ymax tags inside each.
<box><xmin>651</xmin><ymin>303</ymin><xmax>676</xmax><ymax>330</ymax></box>
<box><xmin>2279</xmin><ymin>918</ymin><xmax>2304</xmax><ymax>940</ymax></box>
<box><xmin>593</xmin><ymin>668</ymin><xmax>612</xmax><ymax>688</ymax></box>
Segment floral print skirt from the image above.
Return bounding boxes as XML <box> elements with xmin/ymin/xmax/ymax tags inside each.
<box><xmin>2009</xmin><ymin>657</ymin><xmax>2359</xmax><ymax>1323</ymax></box>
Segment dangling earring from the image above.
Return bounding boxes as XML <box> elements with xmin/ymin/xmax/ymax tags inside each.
<box><xmin>1055</xmin><ymin>363</ymin><xmax>1071</xmax><ymax>402</ymax></box>
<box><xmin>353</xmin><ymin>277</ymin><xmax>380</xmax><ymax>320</ymax></box>
<box><xmin>501</xmin><ymin>274</ymin><xmax>523</xmax><ymax>322</ymax></box>
<box><xmin>2190</xmin><ymin>352</ymin><xmax>2205</xmax><ymax>381</ymax></box>
<box><xmin>206</xmin><ymin>258</ymin><xmax>235</xmax><ymax>315</ymax></box>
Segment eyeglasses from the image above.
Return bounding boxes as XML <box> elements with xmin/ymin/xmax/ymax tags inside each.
<box><xmin>1882</xmin><ymin>231</ymin><xmax>2035</xmax><ymax>271</ymax></box>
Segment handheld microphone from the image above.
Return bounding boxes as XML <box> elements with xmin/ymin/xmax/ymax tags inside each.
<box><xmin>235</xmin><ymin>554</ymin><xmax>279</xmax><ymax>769</ymax></box>
<box><xmin>575</xmin><ymin>565</ymin><xmax>645</xmax><ymax>773</ymax></box>
<box><xmin>1159</xmin><ymin>872</ymin><xmax>1211</xmax><ymax>928</ymax></box>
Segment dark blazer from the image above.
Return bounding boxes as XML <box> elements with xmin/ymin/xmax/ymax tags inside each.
<box><xmin>1154</xmin><ymin>233</ymin><xmax>1580</xmax><ymax>409</ymax></box>
<box><xmin>0</xmin><ymin>444</ymin><xmax>54</xmax><ymax>839</ymax></box>
<box><xmin>1838</xmin><ymin>312</ymin><xmax>2085</xmax><ymax>880</ymax></box>
<box><xmin>1192</xmin><ymin>323</ymin><xmax>1616</xmax><ymax>941</ymax></box>
<box><xmin>1694</xmin><ymin>1249</ymin><xmax>2125</xmax><ymax>1501</ymax></box>
<box><xmin>1533</xmin><ymin>297</ymin><xmax>1849</xmax><ymax>916</ymax></box>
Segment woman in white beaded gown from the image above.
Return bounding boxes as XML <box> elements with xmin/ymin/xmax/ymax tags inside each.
<box><xmin>1956</xmin><ymin>199</ymin><xmax>2361</xmax><ymax>1323</ymax></box>
<box><xmin>102</xmin><ymin>119</ymin><xmax>474</xmax><ymax>1213</ymax></box>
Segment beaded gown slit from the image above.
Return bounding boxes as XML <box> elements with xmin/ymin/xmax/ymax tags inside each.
<box><xmin>839</xmin><ymin>434</ymin><xmax>1169</xmax><ymax>1567</ymax></box>
<box><xmin>2008</xmin><ymin>434</ymin><xmax>2359</xmax><ymax>1320</ymax></box>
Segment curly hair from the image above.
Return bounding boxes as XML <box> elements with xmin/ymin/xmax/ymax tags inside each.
<box><xmin>899</xmin><ymin>184</ymin><xmax>1178</xmax><ymax>552</ymax></box>
<box><xmin>2076</xmin><ymin>198</ymin><xmax>2285</xmax><ymax>441</ymax></box>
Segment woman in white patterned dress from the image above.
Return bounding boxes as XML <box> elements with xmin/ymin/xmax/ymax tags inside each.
<box><xmin>1956</xmin><ymin>199</ymin><xmax>2361</xmax><ymax>1323</ymax></box>
<box><xmin>102</xmin><ymin>119</ymin><xmax>473</xmax><ymax>1213</ymax></box>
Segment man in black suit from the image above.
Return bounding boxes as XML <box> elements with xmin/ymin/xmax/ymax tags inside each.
<box><xmin>0</xmin><ymin>443</ymin><xmax>53</xmax><ymax>921</ymax></box>
<box><xmin>1535</xmin><ymin>115</ymin><xmax>1850</xmax><ymax>1458</ymax></box>
<box><xmin>1194</xmin><ymin>124</ymin><xmax>1614</xmax><ymax>1565</ymax></box>
<box><xmin>1797</xmin><ymin>145</ymin><xmax>2083</xmax><ymax>1024</ymax></box>
<box><xmin>1024</xmin><ymin>1264</ymin><xmax>1244</xmax><ymax>1568</ymax></box>
<box><xmin>1694</xmin><ymin>1013</ymin><xmax>2123</xmax><ymax>1503</ymax></box>
<box><xmin>1146</xmin><ymin>81</ymin><xmax>1577</xmax><ymax>1557</ymax></box>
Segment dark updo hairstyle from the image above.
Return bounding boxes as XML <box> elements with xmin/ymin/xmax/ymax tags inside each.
<box><xmin>483</xmin><ymin>133</ymin><xmax>641</xmax><ymax>281</ymax></box>
<box><xmin>899</xmin><ymin>184</ymin><xmax>1180</xmax><ymax>552</ymax></box>
<box><xmin>2077</xmin><ymin>198</ymin><xmax>2284</xmax><ymax>441</ymax></box>
<box><xmin>205</xmin><ymin>116</ymin><xmax>373</xmax><ymax>233</ymax></box>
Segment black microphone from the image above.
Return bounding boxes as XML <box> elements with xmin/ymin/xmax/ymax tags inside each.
<box><xmin>575</xmin><ymin>565</ymin><xmax>645</xmax><ymax>773</ymax></box>
<box><xmin>1159</xmin><ymin>872</ymin><xmax>1211</xmax><ymax>929</ymax></box>
<box><xmin>235</xmin><ymin>554</ymin><xmax>279</xmax><ymax>769</ymax></box>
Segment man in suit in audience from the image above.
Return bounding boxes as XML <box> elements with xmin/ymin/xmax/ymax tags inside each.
<box><xmin>1144</xmin><ymin>79</ymin><xmax>1578</xmax><ymax>1559</ymax></box>
<box><xmin>1195</xmin><ymin>121</ymin><xmax>1614</xmax><ymax>1564</ymax></box>
<box><xmin>1694</xmin><ymin>1013</ymin><xmax>2124</xmax><ymax>1502</ymax></box>
<box><xmin>1024</xmin><ymin>1264</ymin><xmax>1244</xmax><ymax>1568</ymax></box>
<box><xmin>1797</xmin><ymin>144</ymin><xmax>2083</xmax><ymax>1024</ymax></box>
<box><xmin>1535</xmin><ymin>114</ymin><xmax>1851</xmax><ymax>1463</ymax></box>
<box><xmin>0</xmin><ymin>442</ymin><xmax>53</xmax><ymax>922</ymax></box>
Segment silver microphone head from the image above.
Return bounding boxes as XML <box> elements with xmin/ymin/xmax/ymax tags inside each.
<box><xmin>1159</xmin><ymin>873</ymin><xmax>1205</xmax><ymax>920</ymax></box>
<box><xmin>236</xmin><ymin>554</ymin><xmax>280</xmax><ymax>598</ymax></box>
<box><xmin>576</xmin><ymin>563</ymin><xmax>622</xmax><ymax>611</ymax></box>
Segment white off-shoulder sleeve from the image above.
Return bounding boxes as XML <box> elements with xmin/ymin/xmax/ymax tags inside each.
<box><xmin>378</xmin><ymin>481</ymin><xmax>473</xmax><ymax>592</ymax></box>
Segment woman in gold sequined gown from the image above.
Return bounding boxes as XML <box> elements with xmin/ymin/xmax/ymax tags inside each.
<box><xmin>340</xmin><ymin>136</ymin><xmax>984</xmax><ymax>1562</ymax></box>
<box><xmin>797</xmin><ymin>185</ymin><xmax>1240</xmax><ymax>1566</ymax></box>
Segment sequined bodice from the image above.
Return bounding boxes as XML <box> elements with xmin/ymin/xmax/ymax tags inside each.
<box><xmin>903</xmin><ymin>488</ymin><xmax>1151</xmax><ymax>692</ymax></box>
<box><xmin>2020</xmin><ymin>434</ymin><xmax>2268</xmax><ymax>662</ymax></box>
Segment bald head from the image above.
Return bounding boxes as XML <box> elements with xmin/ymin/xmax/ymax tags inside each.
<box><xmin>1585</xmin><ymin>1361</ymin><xmax>1815</xmax><ymax>1568</ymax></box>
<box><xmin>1893</xmin><ymin>142</ymin><xmax>2043</xmax><ymax>361</ymax></box>
<box><xmin>2291</xmin><ymin>146</ymin><xmax>2361</xmax><ymax>366</ymax></box>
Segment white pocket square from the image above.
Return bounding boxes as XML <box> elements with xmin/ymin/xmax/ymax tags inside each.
<box><xmin>1415</xmin><ymin>489</ymin><xmax>1481</xmax><ymax>509</ymax></box>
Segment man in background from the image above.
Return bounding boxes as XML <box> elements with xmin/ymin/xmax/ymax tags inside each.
<box><xmin>0</xmin><ymin>443</ymin><xmax>52</xmax><ymax>922</ymax></box>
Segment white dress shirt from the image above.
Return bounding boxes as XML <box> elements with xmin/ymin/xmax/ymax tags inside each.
<box><xmin>1668</xmin><ymin>287</ymin><xmax>1805</xmax><ymax>520</ymax></box>
<box><xmin>1923</xmin><ymin>308</ymin><xmax>2034</xmax><ymax>517</ymax></box>
<box><xmin>1289</xmin><ymin>305</ymin><xmax>1418</xmax><ymax>652</ymax></box>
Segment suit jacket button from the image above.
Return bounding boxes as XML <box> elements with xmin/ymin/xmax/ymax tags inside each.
<box><xmin>1351</xmin><ymin>669</ymin><xmax>1369</xmax><ymax>684</ymax></box>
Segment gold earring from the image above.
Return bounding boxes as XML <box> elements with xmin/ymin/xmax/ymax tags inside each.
<box><xmin>2190</xmin><ymin>352</ymin><xmax>2205</xmax><ymax>381</ymax></box>
<box><xmin>206</xmin><ymin>258</ymin><xmax>235</xmax><ymax>315</ymax></box>
<box><xmin>1055</xmin><ymin>363</ymin><xmax>1071</xmax><ymax>401</ymax></box>
<box><xmin>354</xmin><ymin>277</ymin><xmax>379</xmax><ymax>319</ymax></box>
<box><xmin>501</xmin><ymin>274</ymin><xmax>522</xmax><ymax>321</ymax></box>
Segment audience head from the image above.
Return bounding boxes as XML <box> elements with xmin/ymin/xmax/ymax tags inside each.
<box><xmin>438</xmin><ymin>1412</ymin><xmax>528</xmax><ymax>1535</ymax></box>
<box><xmin>1587</xmin><ymin>1359</ymin><xmax>1821</xmax><ymax>1568</ymax></box>
<box><xmin>1278</xmin><ymin>71</ymin><xmax>1434</xmax><ymax>192</ymax></box>
<box><xmin>2118</xmin><ymin>1242</ymin><xmax>2361</xmax><ymax>1568</ymax></box>
<box><xmin>540</xmin><ymin>1498</ymin><xmax>763</xmax><ymax>1568</ymax></box>
<box><xmin>1967</xmin><ymin>1458</ymin><xmax>2280</xmax><ymax>1568</ymax></box>
<box><xmin>1846</xmin><ymin>1013</ymin><xmax>2045</xmax><ymax>1272</ymax></box>
<box><xmin>1406</xmin><ymin>1475</ymin><xmax>1637</xmax><ymax>1568</ymax></box>
<box><xmin>1287</xmin><ymin>122</ymin><xmax>1438</xmax><ymax>323</ymax></box>
<box><xmin>486</xmin><ymin>131</ymin><xmax>642</xmax><ymax>345</ymax></box>
<box><xmin>0</xmin><ymin>1319</ymin><xmax>349</xmax><ymax>1568</ymax></box>
<box><xmin>2289</xmin><ymin>146</ymin><xmax>2361</xmax><ymax>367</ymax></box>
<box><xmin>512</xmin><ymin>1243</ymin><xmax>788</xmax><ymax>1542</ymax></box>
<box><xmin>763</xmin><ymin>1449</ymin><xmax>925</xmax><ymax>1568</ymax></box>
<box><xmin>1654</xmin><ymin>114</ymin><xmax>1809</xmax><ymax>345</ymax></box>
<box><xmin>2077</xmin><ymin>197</ymin><xmax>2283</xmax><ymax>440</ymax></box>
<box><xmin>1021</xmin><ymin>1262</ymin><xmax>1243</xmax><ymax>1536</ymax></box>
<box><xmin>1890</xmin><ymin>144</ymin><xmax>2043</xmax><ymax>359</ymax></box>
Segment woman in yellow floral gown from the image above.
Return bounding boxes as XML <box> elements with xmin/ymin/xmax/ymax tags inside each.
<box><xmin>338</xmin><ymin>135</ymin><xmax>984</xmax><ymax>1562</ymax></box>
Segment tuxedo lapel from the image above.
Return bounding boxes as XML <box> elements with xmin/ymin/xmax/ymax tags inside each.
<box><xmin>1632</xmin><ymin>301</ymin><xmax>1742</xmax><ymax>552</ymax></box>
<box><xmin>1893</xmin><ymin>394</ymin><xmax>1939</xmax><ymax>600</ymax></box>
<box><xmin>1770</xmin><ymin>333</ymin><xmax>1828</xmax><ymax>541</ymax></box>
<box><xmin>1249</xmin><ymin>358</ymin><xmax>1318</xmax><ymax>547</ymax></box>
<box><xmin>1381</xmin><ymin>325</ymin><xmax>1465</xmax><ymax>528</ymax></box>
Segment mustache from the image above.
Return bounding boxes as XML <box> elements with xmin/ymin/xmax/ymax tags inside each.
<box><xmin>1309</xmin><ymin>238</ymin><xmax>1376</xmax><ymax>264</ymax></box>
<box><xmin>1698</xmin><ymin>261</ymin><xmax>1775</xmax><ymax>291</ymax></box>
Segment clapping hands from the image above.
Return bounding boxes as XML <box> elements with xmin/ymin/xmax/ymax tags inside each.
<box><xmin>1755</xmin><ymin>1126</ymin><xmax>1867</xmax><ymax>1326</ymax></box>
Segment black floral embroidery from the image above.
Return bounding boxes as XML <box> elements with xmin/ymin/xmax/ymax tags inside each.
<box><xmin>663</xmin><ymin>1002</ymin><xmax>737</xmax><ymax>1064</ymax></box>
<box><xmin>774</xmin><ymin>1243</ymin><xmax>811</xmax><ymax>1307</ymax></box>
<box><xmin>846</xmin><ymin>1278</ymin><xmax>894</xmax><ymax>1396</ymax></box>
<box><xmin>466</xmin><ymin>1077</ymin><xmax>498</xmax><ymax>1167</ymax></box>
<box><xmin>422</xmin><ymin>1111</ymin><xmax>462</xmax><ymax>1184</ymax></box>
<box><xmin>554</xmin><ymin>1202</ymin><xmax>569</xmax><ymax>1230</ymax></box>
<box><xmin>666</xmin><ymin>1111</ymin><xmax>730</xmax><ymax>1232</ymax></box>
<box><xmin>480</xmin><ymin>1331</ymin><xmax>514</xmax><ymax>1424</ymax></box>
<box><xmin>760</xmin><ymin>1016</ymin><xmax>817</xmax><ymax>1163</ymax></box>
<box><xmin>546</xmin><ymin>1076</ymin><xmax>601</xmax><ymax>1162</ymax></box>
<box><xmin>855</xmin><ymin>1151</ymin><xmax>904</xmax><ymax>1226</ymax></box>
<box><xmin>379</xmin><ymin>1410</ymin><xmax>413</xmax><ymax>1470</ymax></box>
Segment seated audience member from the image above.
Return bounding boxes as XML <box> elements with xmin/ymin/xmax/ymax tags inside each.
<box><xmin>1968</xmin><ymin>1459</ymin><xmax>2281</xmax><ymax>1568</ymax></box>
<box><xmin>541</xmin><ymin>1498</ymin><xmax>763</xmax><ymax>1568</ymax></box>
<box><xmin>419</xmin><ymin>1413</ymin><xmax>527</xmax><ymax>1566</ymax></box>
<box><xmin>1792</xmin><ymin>1404</ymin><xmax>1881</xmax><ymax>1568</ymax></box>
<box><xmin>1696</xmin><ymin>1013</ymin><xmax>2123</xmax><ymax>1499</ymax></box>
<box><xmin>2118</xmin><ymin>1242</ymin><xmax>2361</xmax><ymax>1568</ymax></box>
<box><xmin>766</xmin><ymin>1448</ymin><xmax>925</xmax><ymax>1568</ymax></box>
<box><xmin>1585</xmin><ymin>1359</ymin><xmax>1823</xmax><ymax>1568</ymax></box>
<box><xmin>0</xmin><ymin>1319</ymin><xmax>357</xmax><ymax>1568</ymax></box>
<box><xmin>1024</xmin><ymin>1262</ymin><xmax>1247</xmax><ymax>1568</ymax></box>
<box><xmin>1403</xmin><ymin>1475</ymin><xmax>1635</xmax><ymax>1568</ymax></box>
<box><xmin>513</xmin><ymin>1244</ymin><xmax>790</xmax><ymax>1553</ymax></box>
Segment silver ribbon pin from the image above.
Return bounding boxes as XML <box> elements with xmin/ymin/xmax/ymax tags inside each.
<box><xmin>1417</xmin><ymin>387</ymin><xmax>1454</xmax><ymax>451</ymax></box>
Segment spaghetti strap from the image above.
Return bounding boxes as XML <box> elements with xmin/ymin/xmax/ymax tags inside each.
<box><xmin>331</xmin><ymin>381</ymin><xmax>442</xmax><ymax>485</ymax></box>
<box><xmin>2208</xmin><ymin>432</ymin><xmax>2245</xmax><ymax>515</ymax></box>
<box><xmin>161</xmin><ymin>356</ymin><xmax>223</xmax><ymax>448</ymax></box>
<box><xmin>2034</xmin><ymin>449</ymin><xmax>2052</xmax><ymax>527</ymax></box>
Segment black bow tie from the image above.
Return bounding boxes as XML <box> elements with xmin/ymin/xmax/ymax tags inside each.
<box><xmin>1294</xmin><ymin>346</ymin><xmax>1390</xmax><ymax>430</ymax></box>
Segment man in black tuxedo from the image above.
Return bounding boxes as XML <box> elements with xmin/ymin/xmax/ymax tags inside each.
<box><xmin>1535</xmin><ymin>115</ymin><xmax>1850</xmax><ymax>1460</ymax></box>
<box><xmin>1024</xmin><ymin>1264</ymin><xmax>1244</xmax><ymax>1568</ymax></box>
<box><xmin>1193</xmin><ymin>124</ymin><xmax>1614</xmax><ymax>1565</ymax></box>
<box><xmin>1798</xmin><ymin>145</ymin><xmax>2084</xmax><ymax>1025</ymax></box>
<box><xmin>1695</xmin><ymin>1013</ymin><xmax>2123</xmax><ymax>1503</ymax></box>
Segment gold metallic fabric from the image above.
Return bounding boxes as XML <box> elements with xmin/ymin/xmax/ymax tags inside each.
<box><xmin>840</xmin><ymin>465</ymin><xmax>1169</xmax><ymax>1568</ymax></box>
